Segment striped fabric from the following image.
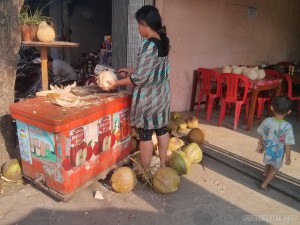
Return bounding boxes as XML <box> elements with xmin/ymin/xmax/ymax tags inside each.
<box><xmin>130</xmin><ymin>38</ymin><xmax>171</xmax><ymax>129</ymax></box>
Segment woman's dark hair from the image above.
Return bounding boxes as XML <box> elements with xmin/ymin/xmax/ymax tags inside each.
<box><xmin>135</xmin><ymin>5</ymin><xmax>170</xmax><ymax>56</ymax></box>
<box><xmin>272</xmin><ymin>96</ymin><xmax>292</xmax><ymax>114</ymax></box>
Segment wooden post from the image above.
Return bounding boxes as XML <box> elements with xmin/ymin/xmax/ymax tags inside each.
<box><xmin>40</xmin><ymin>47</ymin><xmax>48</xmax><ymax>90</ymax></box>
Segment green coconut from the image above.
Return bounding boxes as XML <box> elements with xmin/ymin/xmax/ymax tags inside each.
<box><xmin>168</xmin><ymin>150</ymin><xmax>191</xmax><ymax>175</ymax></box>
<box><xmin>187</xmin><ymin>128</ymin><xmax>205</xmax><ymax>145</ymax></box>
<box><xmin>183</xmin><ymin>143</ymin><xmax>203</xmax><ymax>163</ymax></box>
<box><xmin>1</xmin><ymin>159</ymin><xmax>22</xmax><ymax>181</ymax></box>
<box><xmin>152</xmin><ymin>167</ymin><xmax>180</xmax><ymax>194</ymax></box>
<box><xmin>171</xmin><ymin>111</ymin><xmax>181</xmax><ymax>120</ymax></box>
<box><xmin>167</xmin><ymin>120</ymin><xmax>178</xmax><ymax>133</ymax></box>
<box><xmin>174</xmin><ymin>119</ymin><xmax>187</xmax><ymax>131</ymax></box>
<box><xmin>110</xmin><ymin>166</ymin><xmax>137</xmax><ymax>193</ymax></box>
<box><xmin>186</xmin><ymin>116</ymin><xmax>199</xmax><ymax>129</ymax></box>
<box><xmin>168</xmin><ymin>137</ymin><xmax>185</xmax><ymax>151</ymax></box>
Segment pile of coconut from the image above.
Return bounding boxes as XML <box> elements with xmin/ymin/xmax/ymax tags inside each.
<box><xmin>222</xmin><ymin>65</ymin><xmax>265</xmax><ymax>80</ymax></box>
<box><xmin>110</xmin><ymin>112</ymin><xmax>205</xmax><ymax>194</ymax></box>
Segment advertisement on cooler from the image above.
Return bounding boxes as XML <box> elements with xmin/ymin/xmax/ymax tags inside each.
<box><xmin>16</xmin><ymin>121</ymin><xmax>32</xmax><ymax>164</ymax></box>
<box><xmin>97</xmin><ymin>115</ymin><xmax>112</xmax><ymax>154</ymax></box>
<box><xmin>69</xmin><ymin>126</ymin><xmax>92</xmax><ymax>168</ymax></box>
<box><xmin>28</xmin><ymin>125</ymin><xmax>56</xmax><ymax>163</ymax></box>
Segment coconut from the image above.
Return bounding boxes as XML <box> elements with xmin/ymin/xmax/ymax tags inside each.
<box><xmin>152</xmin><ymin>167</ymin><xmax>180</xmax><ymax>194</ymax></box>
<box><xmin>174</xmin><ymin>119</ymin><xmax>187</xmax><ymax>131</ymax></box>
<box><xmin>257</xmin><ymin>69</ymin><xmax>266</xmax><ymax>80</ymax></box>
<box><xmin>36</xmin><ymin>21</ymin><xmax>55</xmax><ymax>43</ymax></box>
<box><xmin>168</xmin><ymin>150</ymin><xmax>191</xmax><ymax>175</ymax></box>
<box><xmin>168</xmin><ymin>137</ymin><xmax>185</xmax><ymax>151</ymax></box>
<box><xmin>245</xmin><ymin>69</ymin><xmax>258</xmax><ymax>80</ymax></box>
<box><xmin>232</xmin><ymin>66</ymin><xmax>243</xmax><ymax>74</ymax></box>
<box><xmin>1</xmin><ymin>159</ymin><xmax>22</xmax><ymax>181</ymax></box>
<box><xmin>222</xmin><ymin>65</ymin><xmax>232</xmax><ymax>73</ymax></box>
<box><xmin>187</xmin><ymin>128</ymin><xmax>205</xmax><ymax>145</ymax></box>
<box><xmin>110</xmin><ymin>166</ymin><xmax>137</xmax><ymax>193</ymax></box>
<box><xmin>186</xmin><ymin>116</ymin><xmax>198</xmax><ymax>129</ymax></box>
<box><xmin>171</xmin><ymin>112</ymin><xmax>181</xmax><ymax>120</ymax></box>
<box><xmin>183</xmin><ymin>143</ymin><xmax>203</xmax><ymax>164</ymax></box>
<box><xmin>167</xmin><ymin>120</ymin><xmax>177</xmax><ymax>133</ymax></box>
<box><xmin>97</xmin><ymin>70</ymin><xmax>118</xmax><ymax>90</ymax></box>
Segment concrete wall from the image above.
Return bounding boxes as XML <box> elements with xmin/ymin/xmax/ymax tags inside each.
<box><xmin>156</xmin><ymin>0</ymin><xmax>300</xmax><ymax>111</ymax></box>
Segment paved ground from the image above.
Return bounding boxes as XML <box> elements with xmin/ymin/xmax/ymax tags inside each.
<box><xmin>0</xmin><ymin>110</ymin><xmax>299</xmax><ymax>225</ymax></box>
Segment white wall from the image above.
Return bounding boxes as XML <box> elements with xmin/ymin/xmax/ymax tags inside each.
<box><xmin>156</xmin><ymin>0</ymin><xmax>300</xmax><ymax>111</ymax></box>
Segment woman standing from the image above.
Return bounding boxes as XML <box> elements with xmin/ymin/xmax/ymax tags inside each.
<box><xmin>106</xmin><ymin>5</ymin><xmax>171</xmax><ymax>170</ymax></box>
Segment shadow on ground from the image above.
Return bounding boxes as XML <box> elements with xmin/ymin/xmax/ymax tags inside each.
<box><xmin>202</xmin><ymin>141</ymin><xmax>300</xmax><ymax>205</ymax></box>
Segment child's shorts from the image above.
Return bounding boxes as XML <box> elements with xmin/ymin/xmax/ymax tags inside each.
<box><xmin>136</xmin><ymin>126</ymin><xmax>168</xmax><ymax>141</ymax></box>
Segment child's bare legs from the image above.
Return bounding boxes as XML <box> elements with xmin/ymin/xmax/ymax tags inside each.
<box><xmin>157</xmin><ymin>132</ymin><xmax>170</xmax><ymax>167</ymax></box>
<box><xmin>261</xmin><ymin>165</ymin><xmax>278</xmax><ymax>190</ymax></box>
<box><xmin>263</xmin><ymin>164</ymin><xmax>271</xmax><ymax>177</ymax></box>
<box><xmin>139</xmin><ymin>140</ymin><xmax>154</xmax><ymax>170</ymax></box>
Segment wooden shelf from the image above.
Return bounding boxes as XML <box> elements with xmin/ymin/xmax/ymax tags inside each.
<box><xmin>21</xmin><ymin>41</ymin><xmax>79</xmax><ymax>90</ymax></box>
<box><xmin>21</xmin><ymin>41</ymin><xmax>79</xmax><ymax>48</ymax></box>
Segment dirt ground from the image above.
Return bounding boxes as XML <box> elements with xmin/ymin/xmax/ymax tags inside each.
<box><xmin>0</xmin><ymin>110</ymin><xmax>299</xmax><ymax>225</ymax></box>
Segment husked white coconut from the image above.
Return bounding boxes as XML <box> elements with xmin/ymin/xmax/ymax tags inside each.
<box><xmin>222</xmin><ymin>65</ymin><xmax>232</xmax><ymax>73</ymax></box>
<box><xmin>232</xmin><ymin>66</ymin><xmax>243</xmax><ymax>74</ymax></box>
<box><xmin>97</xmin><ymin>70</ymin><xmax>118</xmax><ymax>90</ymax></box>
<box><xmin>245</xmin><ymin>69</ymin><xmax>258</xmax><ymax>80</ymax></box>
<box><xmin>242</xmin><ymin>67</ymin><xmax>250</xmax><ymax>75</ymax></box>
<box><xmin>257</xmin><ymin>69</ymin><xmax>266</xmax><ymax>80</ymax></box>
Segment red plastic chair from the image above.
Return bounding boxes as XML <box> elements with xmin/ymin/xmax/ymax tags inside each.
<box><xmin>255</xmin><ymin>69</ymin><xmax>283</xmax><ymax>118</ymax></box>
<box><xmin>282</xmin><ymin>73</ymin><xmax>300</xmax><ymax>119</ymax></box>
<box><xmin>218</xmin><ymin>73</ymin><xmax>249</xmax><ymax>130</ymax></box>
<box><xmin>195</xmin><ymin>68</ymin><xmax>221</xmax><ymax>121</ymax></box>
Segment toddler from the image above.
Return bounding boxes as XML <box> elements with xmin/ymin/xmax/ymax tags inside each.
<box><xmin>257</xmin><ymin>96</ymin><xmax>295</xmax><ymax>191</ymax></box>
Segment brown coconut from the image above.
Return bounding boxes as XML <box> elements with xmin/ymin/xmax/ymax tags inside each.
<box><xmin>110</xmin><ymin>166</ymin><xmax>137</xmax><ymax>193</ymax></box>
<box><xmin>187</xmin><ymin>128</ymin><xmax>205</xmax><ymax>145</ymax></box>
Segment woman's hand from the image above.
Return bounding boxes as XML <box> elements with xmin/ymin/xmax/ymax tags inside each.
<box><xmin>118</xmin><ymin>68</ymin><xmax>135</xmax><ymax>78</ymax></box>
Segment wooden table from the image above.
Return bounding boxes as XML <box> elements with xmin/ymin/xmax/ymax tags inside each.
<box><xmin>21</xmin><ymin>41</ymin><xmax>79</xmax><ymax>90</ymax></box>
<box><xmin>247</xmin><ymin>78</ymin><xmax>282</xmax><ymax>130</ymax></box>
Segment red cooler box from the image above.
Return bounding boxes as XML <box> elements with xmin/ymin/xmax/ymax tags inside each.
<box><xmin>10</xmin><ymin>92</ymin><xmax>131</xmax><ymax>201</ymax></box>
